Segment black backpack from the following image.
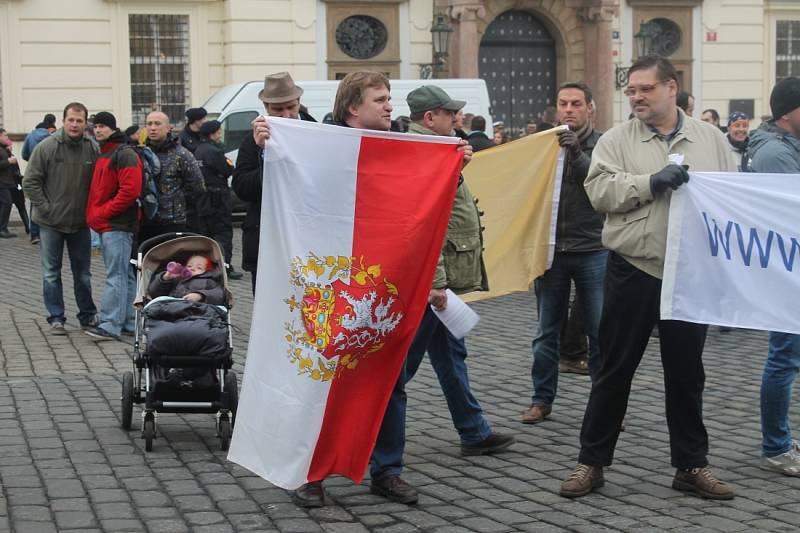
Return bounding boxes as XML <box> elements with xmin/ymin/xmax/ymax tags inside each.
<box><xmin>111</xmin><ymin>144</ymin><xmax>161</xmax><ymax>221</ymax></box>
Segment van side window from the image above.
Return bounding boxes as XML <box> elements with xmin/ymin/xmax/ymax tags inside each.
<box><xmin>221</xmin><ymin>111</ymin><xmax>259</xmax><ymax>153</ymax></box>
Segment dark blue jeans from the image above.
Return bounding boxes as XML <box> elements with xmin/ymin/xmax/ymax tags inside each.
<box><xmin>531</xmin><ymin>250</ymin><xmax>607</xmax><ymax>406</ymax></box>
<box><xmin>761</xmin><ymin>332</ymin><xmax>800</xmax><ymax>457</ymax></box>
<box><xmin>39</xmin><ymin>225</ymin><xmax>97</xmax><ymax>325</ymax></box>
<box><xmin>370</xmin><ymin>368</ymin><xmax>407</xmax><ymax>480</ymax></box>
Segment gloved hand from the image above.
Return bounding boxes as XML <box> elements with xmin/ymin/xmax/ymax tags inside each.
<box><xmin>650</xmin><ymin>164</ymin><xmax>690</xmax><ymax>194</ymax></box>
<box><xmin>557</xmin><ymin>129</ymin><xmax>583</xmax><ymax>159</ymax></box>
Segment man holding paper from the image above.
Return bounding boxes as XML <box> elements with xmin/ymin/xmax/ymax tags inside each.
<box><xmin>559</xmin><ymin>56</ymin><xmax>736</xmax><ymax>500</ymax></box>
<box><xmin>403</xmin><ymin>85</ymin><xmax>515</xmax><ymax>457</ymax></box>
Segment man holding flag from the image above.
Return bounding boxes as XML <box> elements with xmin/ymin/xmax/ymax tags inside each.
<box><xmin>559</xmin><ymin>56</ymin><xmax>736</xmax><ymax>500</ymax></box>
<box><xmin>747</xmin><ymin>76</ymin><xmax>800</xmax><ymax>477</ymax></box>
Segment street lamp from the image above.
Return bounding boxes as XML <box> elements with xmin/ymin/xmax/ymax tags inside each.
<box><xmin>615</xmin><ymin>20</ymin><xmax>654</xmax><ymax>89</ymax></box>
<box><xmin>420</xmin><ymin>14</ymin><xmax>453</xmax><ymax>79</ymax></box>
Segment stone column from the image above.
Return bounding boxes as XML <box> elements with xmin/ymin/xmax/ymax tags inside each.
<box><xmin>575</xmin><ymin>2</ymin><xmax>618</xmax><ymax>131</ymax></box>
<box><xmin>445</xmin><ymin>0</ymin><xmax>485</xmax><ymax>79</ymax></box>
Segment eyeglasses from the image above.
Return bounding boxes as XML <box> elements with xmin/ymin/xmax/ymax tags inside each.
<box><xmin>623</xmin><ymin>80</ymin><xmax>670</xmax><ymax>97</ymax></box>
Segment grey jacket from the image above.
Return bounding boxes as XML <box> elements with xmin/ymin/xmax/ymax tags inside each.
<box><xmin>747</xmin><ymin>121</ymin><xmax>800</xmax><ymax>174</ymax></box>
<box><xmin>22</xmin><ymin>128</ymin><xmax>99</xmax><ymax>233</ymax></box>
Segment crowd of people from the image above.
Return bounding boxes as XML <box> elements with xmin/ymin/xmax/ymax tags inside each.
<box><xmin>2</xmin><ymin>54</ymin><xmax>799</xmax><ymax>508</ymax></box>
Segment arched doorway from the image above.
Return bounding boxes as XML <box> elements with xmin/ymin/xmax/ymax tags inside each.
<box><xmin>479</xmin><ymin>10</ymin><xmax>556</xmax><ymax>138</ymax></box>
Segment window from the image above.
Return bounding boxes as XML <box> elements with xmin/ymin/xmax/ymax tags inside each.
<box><xmin>221</xmin><ymin>111</ymin><xmax>258</xmax><ymax>154</ymax></box>
<box><xmin>129</xmin><ymin>14</ymin><xmax>190</xmax><ymax>127</ymax></box>
<box><xmin>776</xmin><ymin>20</ymin><xmax>800</xmax><ymax>82</ymax></box>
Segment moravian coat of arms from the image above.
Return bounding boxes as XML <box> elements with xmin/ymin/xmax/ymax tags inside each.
<box><xmin>284</xmin><ymin>253</ymin><xmax>404</xmax><ymax>381</ymax></box>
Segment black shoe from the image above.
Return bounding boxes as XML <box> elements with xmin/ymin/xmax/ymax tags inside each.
<box><xmin>370</xmin><ymin>475</ymin><xmax>418</xmax><ymax>504</ymax></box>
<box><xmin>81</xmin><ymin>316</ymin><xmax>100</xmax><ymax>330</ymax></box>
<box><xmin>461</xmin><ymin>432</ymin><xmax>515</xmax><ymax>456</ymax></box>
<box><xmin>292</xmin><ymin>481</ymin><xmax>326</xmax><ymax>508</ymax></box>
<box><xmin>0</xmin><ymin>230</ymin><xmax>17</xmax><ymax>238</ymax></box>
<box><xmin>84</xmin><ymin>326</ymin><xmax>120</xmax><ymax>341</ymax></box>
<box><xmin>30</xmin><ymin>236</ymin><xmax>40</xmax><ymax>245</ymax></box>
<box><xmin>226</xmin><ymin>267</ymin><xmax>244</xmax><ymax>280</ymax></box>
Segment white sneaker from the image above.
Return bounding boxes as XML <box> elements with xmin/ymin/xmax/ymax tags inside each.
<box><xmin>761</xmin><ymin>448</ymin><xmax>800</xmax><ymax>477</ymax></box>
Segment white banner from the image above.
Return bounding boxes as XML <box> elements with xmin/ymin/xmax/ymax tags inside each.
<box><xmin>661</xmin><ymin>171</ymin><xmax>800</xmax><ymax>334</ymax></box>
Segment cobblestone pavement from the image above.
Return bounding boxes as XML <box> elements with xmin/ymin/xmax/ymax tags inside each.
<box><xmin>0</xmin><ymin>224</ymin><xmax>797</xmax><ymax>532</ymax></box>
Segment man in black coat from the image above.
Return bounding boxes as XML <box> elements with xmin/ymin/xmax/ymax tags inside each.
<box><xmin>180</xmin><ymin>107</ymin><xmax>207</xmax><ymax>154</ymax></box>
<box><xmin>232</xmin><ymin>72</ymin><xmax>315</xmax><ymax>293</ymax></box>
<box><xmin>193</xmin><ymin>120</ymin><xmax>243</xmax><ymax>280</ymax></box>
<box><xmin>466</xmin><ymin>116</ymin><xmax>495</xmax><ymax>152</ymax></box>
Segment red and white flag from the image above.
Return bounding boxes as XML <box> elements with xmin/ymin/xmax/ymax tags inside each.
<box><xmin>228</xmin><ymin>117</ymin><xmax>463</xmax><ymax>489</ymax></box>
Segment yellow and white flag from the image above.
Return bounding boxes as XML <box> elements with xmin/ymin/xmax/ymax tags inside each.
<box><xmin>462</xmin><ymin>127</ymin><xmax>564</xmax><ymax>301</ymax></box>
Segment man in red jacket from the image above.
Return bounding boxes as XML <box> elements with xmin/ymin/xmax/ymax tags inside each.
<box><xmin>84</xmin><ymin>112</ymin><xmax>142</xmax><ymax>341</ymax></box>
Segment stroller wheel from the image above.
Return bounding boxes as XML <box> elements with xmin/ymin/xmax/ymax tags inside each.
<box><xmin>143</xmin><ymin>415</ymin><xmax>156</xmax><ymax>452</ymax></box>
<box><xmin>219</xmin><ymin>415</ymin><xmax>232</xmax><ymax>451</ymax></box>
<box><xmin>121</xmin><ymin>372</ymin><xmax>134</xmax><ymax>430</ymax></box>
<box><xmin>224</xmin><ymin>371</ymin><xmax>239</xmax><ymax>426</ymax></box>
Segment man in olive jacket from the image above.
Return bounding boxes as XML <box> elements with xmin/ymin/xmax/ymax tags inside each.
<box><xmin>403</xmin><ymin>86</ymin><xmax>514</xmax><ymax>457</ymax></box>
<box><xmin>23</xmin><ymin>102</ymin><xmax>99</xmax><ymax>335</ymax></box>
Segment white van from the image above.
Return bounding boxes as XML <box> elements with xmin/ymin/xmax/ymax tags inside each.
<box><xmin>202</xmin><ymin>79</ymin><xmax>494</xmax><ymax>157</ymax></box>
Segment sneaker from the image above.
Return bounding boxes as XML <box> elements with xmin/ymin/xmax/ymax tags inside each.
<box><xmin>291</xmin><ymin>481</ymin><xmax>326</xmax><ymax>508</ymax></box>
<box><xmin>461</xmin><ymin>432</ymin><xmax>515</xmax><ymax>456</ymax></box>
<box><xmin>559</xmin><ymin>358</ymin><xmax>590</xmax><ymax>375</ymax></box>
<box><xmin>761</xmin><ymin>448</ymin><xmax>800</xmax><ymax>477</ymax></box>
<box><xmin>672</xmin><ymin>466</ymin><xmax>734</xmax><ymax>500</ymax></box>
<box><xmin>521</xmin><ymin>404</ymin><xmax>551</xmax><ymax>424</ymax></box>
<box><xmin>0</xmin><ymin>230</ymin><xmax>17</xmax><ymax>238</ymax></box>
<box><xmin>84</xmin><ymin>326</ymin><xmax>120</xmax><ymax>342</ymax></box>
<box><xmin>81</xmin><ymin>317</ymin><xmax>100</xmax><ymax>330</ymax></box>
<box><xmin>560</xmin><ymin>463</ymin><xmax>604</xmax><ymax>498</ymax></box>
<box><xmin>49</xmin><ymin>322</ymin><xmax>67</xmax><ymax>336</ymax></box>
<box><xmin>370</xmin><ymin>475</ymin><xmax>418</xmax><ymax>504</ymax></box>
<box><xmin>30</xmin><ymin>237</ymin><xmax>40</xmax><ymax>245</ymax></box>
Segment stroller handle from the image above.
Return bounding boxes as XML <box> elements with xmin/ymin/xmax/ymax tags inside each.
<box><xmin>137</xmin><ymin>232</ymin><xmax>201</xmax><ymax>255</ymax></box>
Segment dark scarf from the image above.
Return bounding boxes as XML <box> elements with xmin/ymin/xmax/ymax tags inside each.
<box><xmin>728</xmin><ymin>134</ymin><xmax>748</xmax><ymax>153</ymax></box>
<box><xmin>574</xmin><ymin>120</ymin><xmax>593</xmax><ymax>145</ymax></box>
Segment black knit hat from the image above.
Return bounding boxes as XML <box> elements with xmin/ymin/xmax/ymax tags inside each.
<box><xmin>770</xmin><ymin>77</ymin><xmax>800</xmax><ymax>119</ymax></box>
<box><xmin>124</xmin><ymin>125</ymin><xmax>139</xmax><ymax>137</ymax></box>
<box><xmin>185</xmin><ymin>107</ymin><xmax>207</xmax><ymax>124</ymax></box>
<box><xmin>43</xmin><ymin>114</ymin><xmax>56</xmax><ymax>127</ymax></box>
<box><xmin>93</xmin><ymin>111</ymin><xmax>117</xmax><ymax>130</ymax></box>
<box><xmin>199</xmin><ymin>120</ymin><xmax>221</xmax><ymax>136</ymax></box>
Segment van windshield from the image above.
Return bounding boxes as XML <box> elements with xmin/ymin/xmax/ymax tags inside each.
<box><xmin>221</xmin><ymin>111</ymin><xmax>258</xmax><ymax>153</ymax></box>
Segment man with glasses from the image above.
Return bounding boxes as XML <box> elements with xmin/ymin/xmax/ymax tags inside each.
<box><xmin>559</xmin><ymin>56</ymin><xmax>736</xmax><ymax>500</ymax></box>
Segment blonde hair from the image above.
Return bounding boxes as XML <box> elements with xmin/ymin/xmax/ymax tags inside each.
<box><xmin>333</xmin><ymin>71</ymin><xmax>391</xmax><ymax>125</ymax></box>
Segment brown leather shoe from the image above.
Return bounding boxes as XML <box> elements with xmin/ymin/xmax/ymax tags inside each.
<box><xmin>559</xmin><ymin>358</ymin><xmax>590</xmax><ymax>375</ymax></box>
<box><xmin>521</xmin><ymin>404</ymin><xmax>551</xmax><ymax>424</ymax></box>
<box><xmin>292</xmin><ymin>480</ymin><xmax>326</xmax><ymax>507</ymax></box>
<box><xmin>672</xmin><ymin>466</ymin><xmax>734</xmax><ymax>500</ymax></box>
<box><xmin>560</xmin><ymin>463</ymin><xmax>604</xmax><ymax>498</ymax></box>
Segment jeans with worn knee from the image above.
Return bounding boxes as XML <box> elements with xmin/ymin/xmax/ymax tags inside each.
<box><xmin>98</xmin><ymin>231</ymin><xmax>136</xmax><ymax>336</ymax></box>
<box><xmin>39</xmin><ymin>225</ymin><xmax>96</xmax><ymax>325</ymax></box>
<box><xmin>761</xmin><ymin>332</ymin><xmax>800</xmax><ymax>457</ymax></box>
<box><xmin>531</xmin><ymin>250</ymin><xmax>607</xmax><ymax>406</ymax></box>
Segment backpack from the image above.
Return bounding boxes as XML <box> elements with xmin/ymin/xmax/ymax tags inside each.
<box><xmin>111</xmin><ymin>144</ymin><xmax>161</xmax><ymax>222</ymax></box>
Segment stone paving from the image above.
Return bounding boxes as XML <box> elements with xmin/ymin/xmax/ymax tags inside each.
<box><xmin>0</xmin><ymin>223</ymin><xmax>798</xmax><ymax>532</ymax></box>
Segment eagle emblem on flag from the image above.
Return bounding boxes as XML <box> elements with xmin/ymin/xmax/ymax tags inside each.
<box><xmin>284</xmin><ymin>253</ymin><xmax>404</xmax><ymax>381</ymax></box>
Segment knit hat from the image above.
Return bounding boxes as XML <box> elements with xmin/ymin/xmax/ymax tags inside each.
<box><xmin>199</xmin><ymin>120</ymin><xmax>221</xmax><ymax>136</ymax></box>
<box><xmin>93</xmin><ymin>111</ymin><xmax>117</xmax><ymax>130</ymax></box>
<box><xmin>185</xmin><ymin>107</ymin><xmax>207</xmax><ymax>124</ymax></box>
<box><xmin>124</xmin><ymin>125</ymin><xmax>139</xmax><ymax>137</ymax></box>
<box><xmin>770</xmin><ymin>77</ymin><xmax>800</xmax><ymax>119</ymax></box>
<box><xmin>728</xmin><ymin>111</ymin><xmax>749</xmax><ymax>126</ymax></box>
<box><xmin>43</xmin><ymin>114</ymin><xmax>56</xmax><ymax>127</ymax></box>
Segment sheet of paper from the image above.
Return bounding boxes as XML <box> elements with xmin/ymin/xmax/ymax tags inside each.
<box><xmin>432</xmin><ymin>289</ymin><xmax>480</xmax><ymax>339</ymax></box>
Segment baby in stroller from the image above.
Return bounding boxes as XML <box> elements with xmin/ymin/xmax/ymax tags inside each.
<box><xmin>147</xmin><ymin>254</ymin><xmax>225</xmax><ymax>305</ymax></box>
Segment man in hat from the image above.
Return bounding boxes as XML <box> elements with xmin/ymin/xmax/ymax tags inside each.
<box><xmin>180</xmin><ymin>107</ymin><xmax>208</xmax><ymax>154</ymax></box>
<box><xmin>84</xmin><ymin>111</ymin><xmax>142</xmax><ymax>341</ymax></box>
<box><xmin>23</xmin><ymin>102</ymin><xmax>99</xmax><ymax>334</ymax></box>
<box><xmin>559</xmin><ymin>56</ymin><xmax>735</xmax><ymax>500</ymax></box>
<box><xmin>403</xmin><ymin>85</ymin><xmax>515</xmax><ymax>457</ymax></box>
<box><xmin>746</xmin><ymin>76</ymin><xmax>800</xmax><ymax>477</ymax></box>
<box><xmin>232</xmin><ymin>71</ymin><xmax>314</xmax><ymax>293</ymax></box>
<box><xmin>193</xmin><ymin>120</ymin><xmax>243</xmax><ymax>280</ymax></box>
<box><xmin>726</xmin><ymin>111</ymin><xmax>751</xmax><ymax>172</ymax></box>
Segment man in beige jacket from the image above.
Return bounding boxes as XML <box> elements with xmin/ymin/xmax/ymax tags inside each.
<box><xmin>559</xmin><ymin>56</ymin><xmax>737</xmax><ymax>500</ymax></box>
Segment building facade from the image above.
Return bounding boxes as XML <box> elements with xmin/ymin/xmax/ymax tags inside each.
<box><xmin>0</xmin><ymin>0</ymin><xmax>798</xmax><ymax>137</ymax></box>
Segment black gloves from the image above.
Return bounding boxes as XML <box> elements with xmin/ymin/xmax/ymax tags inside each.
<box><xmin>557</xmin><ymin>129</ymin><xmax>583</xmax><ymax>160</ymax></box>
<box><xmin>650</xmin><ymin>164</ymin><xmax>690</xmax><ymax>195</ymax></box>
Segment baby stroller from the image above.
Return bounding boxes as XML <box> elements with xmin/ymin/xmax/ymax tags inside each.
<box><xmin>120</xmin><ymin>232</ymin><xmax>238</xmax><ymax>452</ymax></box>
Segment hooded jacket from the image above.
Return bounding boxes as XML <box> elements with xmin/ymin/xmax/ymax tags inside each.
<box><xmin>146</xmin><ymin>134</ymin><xmax>205</xmax><ymax>226</ymax></box>
<box><xmin>22</xmin><ymin>127</ymin><xmax>99</xmax><ymax>233</ymax></box>
<box><xmin>21</xmin><ymin>127</ymin><xmax>52</xmax><ymax>161</ymax></box>
<box><xmin>86</xmin><ymin>131</ymin><xmax>143</xmax><ymax>233</ymax></box>
<box><xmin>747</xmin><ymin>121</ymin><xmax>800</xmax><ymax>174</ymax></box>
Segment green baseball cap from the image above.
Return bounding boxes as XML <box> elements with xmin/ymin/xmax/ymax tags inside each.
<box><xmin>406</xmin><ymin>85</ymin><xmax>466</xmax><ymax>114</ymax></box>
